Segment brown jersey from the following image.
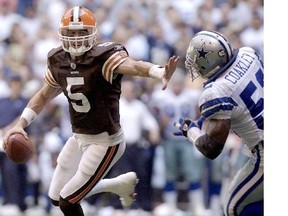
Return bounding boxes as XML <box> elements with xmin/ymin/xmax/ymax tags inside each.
<box><xmin>44</xmin><ymin>42</ymin><xmax>129</xmax><ymax>135</ymax></box>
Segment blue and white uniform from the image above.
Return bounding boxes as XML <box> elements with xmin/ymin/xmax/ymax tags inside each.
<box><xmin>199</xmin><ymin>47</ymin><xmax>263</xmax><ymax>216</ymax></box>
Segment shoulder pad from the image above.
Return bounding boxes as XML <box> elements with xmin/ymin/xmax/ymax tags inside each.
<box><xmin>240</xmin><ymin>47</ymin><xmax>256</xmax><ymax>54</ymax></box>
<box><xmin>47</xmin><ymin>45</ymin><xmax>66</xmax><ymax>67</ymax></box>
<box><xmin>47</xmin><ymin>46</ymin><xmax>63</xmax><ymax>59</ymax></box>
<box><xmin>88</xmin><ymin>42</ymin><xmax>128</xmax><ymax>57</ymax></box>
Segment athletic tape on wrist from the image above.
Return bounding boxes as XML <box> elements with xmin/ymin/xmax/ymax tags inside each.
<box><xmin>21</xmin><ymin>107</ymin><xmax>37</xmax><ymax>126</ymax></box>
<box><xmin>148</xmin><ymin>65</ymin><xmax>165</xmax><ymax>80</ymax></box>
<box><xmin>187</xmin><ymin>126</ymin><xmax>202</xmax><ymax>144</ymax></box>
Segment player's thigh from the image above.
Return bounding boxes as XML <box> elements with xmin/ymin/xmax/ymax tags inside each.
<box><xmin>60</xmin><ymin>141</ymin><xmax>125</xmax><ymax>201</ymax></box>
<box><xmin>79</xmin><ymin>141</ymin><xmax>125</xmax><ymax>176</ymax></box>
<box><xmin>48</xmin><ymin>136</ymin><xmax>82</xmax><ymax>201</ymax></box>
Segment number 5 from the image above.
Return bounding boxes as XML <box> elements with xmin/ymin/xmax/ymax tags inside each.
<box><xmin>240</xmin><ymin>69</ymin><xmax>263</xmax><ymax>129</ymax></box>
<box><xmin>66</xmin><ymin>77</ymin><xmax>91</xmax><ymax>113</ymax></box>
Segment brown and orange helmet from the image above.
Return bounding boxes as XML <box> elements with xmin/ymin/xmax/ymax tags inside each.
<box><xmin>58</xmin><ymin>6</ymin><xmax>97</xmax><ymax>56</ymax></box>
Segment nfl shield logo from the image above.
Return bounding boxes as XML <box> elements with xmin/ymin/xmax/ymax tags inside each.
<box><xmin>70</xmin><ymin>63</ymin><xmax>76</xmax><ymax>70</ymax></box>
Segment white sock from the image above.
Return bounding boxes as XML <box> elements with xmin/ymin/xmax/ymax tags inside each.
<box><xmin>85</xmin><ymin>177</ymin><xmax>118</xmax><ymax>198</ymax></box>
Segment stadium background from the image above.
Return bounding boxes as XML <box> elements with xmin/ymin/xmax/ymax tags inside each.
<box><xmin>0</xmin><ymin>0</ymin><xmax>263</xmax><ymax>216</ymax></box>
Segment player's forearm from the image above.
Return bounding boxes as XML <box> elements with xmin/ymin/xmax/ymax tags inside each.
<box><xmin>187</xmin><ymin>125</ymin><xmax>224</xmax><ymax>160</ymax></box>
<box><xmin>20</xmin><ymin>84</ymin><xmax>61</xmax><ymax>128</ymax></box>
<box><xmin>132</xmin><ymin>60</ymin><xmax>155</xmax><ymax>77</ymax></box>
<box><xmin>117</xmin><ymin>57</ymin><xmax>164</xmax><ymax>79</ymax></box>
<box><xmin>194</xmin><ymin>134</ymin><xmax>225</xmax><ymax>160</ymax></box>
<box><xmin>28</xmin><ymin>83</ymin><xmax>61</xmax><ymax>113</ymax></box>
<box><xmin>18</xmin><ymin>95</ymin><xmax>44</xmax><ymax>129</ymax></box>
<box><xmin>189</xmin><ymin>118</ymin><xmax>231</xmax><ymax>159</ymax></box>
<box><xmin>26</xmin><ymin>92</ymin><xmax>49</xmax><ymax>115</ymax></box>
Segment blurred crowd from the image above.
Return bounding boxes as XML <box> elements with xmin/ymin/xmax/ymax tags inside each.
<box><xmin>0</xmin><ymin>0</ymin><xmax>263</xmax><ymax>216</ymax></box>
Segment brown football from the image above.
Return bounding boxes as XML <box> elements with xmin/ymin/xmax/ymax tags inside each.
<box><xmin>5</xmin><ymin>133</ymin><xmax>34</xmax><ymax>164</ymax></box>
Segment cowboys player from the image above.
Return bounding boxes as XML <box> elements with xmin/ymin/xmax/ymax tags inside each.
<box><xmin>2</xmin><ymin>6</ymin><xmax>179</xmax><ymax>216</ymax></box>
<box><xmin>174</xmin><ymin>30</ymin><xmax>263</xmax><ymax>216</ymax></box>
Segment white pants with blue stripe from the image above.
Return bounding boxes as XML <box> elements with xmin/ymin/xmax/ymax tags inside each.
<box><xmin>223</xmin><ymin>142</ymin><xmax>263</xmax><ymax>216</ymax></box>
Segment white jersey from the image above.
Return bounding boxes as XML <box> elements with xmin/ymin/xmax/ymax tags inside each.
<box><xmin>199</xmin><ymin>47</ymin><xmax>264</xmax><ymax>150</ymax></box>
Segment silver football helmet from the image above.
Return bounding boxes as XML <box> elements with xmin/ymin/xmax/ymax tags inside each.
<box><xmin>185</xmin><ymin>30</ymin><xmax>233</xmax><ymax>81</ymax></box>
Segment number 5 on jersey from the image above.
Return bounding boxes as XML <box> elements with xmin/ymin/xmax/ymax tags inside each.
<box><xmin>66</xmin><ymin>77</ymin><xmax>91</xmax><ymax>113</ymax></box>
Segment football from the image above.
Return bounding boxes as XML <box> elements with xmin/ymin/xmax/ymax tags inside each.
<box><xmin>5</xmin><ymin>133</ymin><xmax>34</xmax><ymax>164</ymax></box>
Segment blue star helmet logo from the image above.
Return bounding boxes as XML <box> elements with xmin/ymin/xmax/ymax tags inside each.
<box><xmin>196</xmin><ymin>43</ymin><xmax>213</xmax><ymax>62</ymax></box>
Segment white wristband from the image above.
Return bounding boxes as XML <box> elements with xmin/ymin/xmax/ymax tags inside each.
<box><xmin>187</xmin><ymin>126</ymin><xmax>203</xmax><ymax>144</ymax></box>
<box><xmin>148</xmin><ymin>65</ymin><xmax>165</xmax><ymax>80</ymax></box>
<box><xmin>21</xmin><ymin>107</ymin><xmax>37</xmax><ymax>126</ymax></box>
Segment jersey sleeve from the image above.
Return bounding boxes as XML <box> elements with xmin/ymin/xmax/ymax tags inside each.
<box><xmin>102</xmin><ymin>46</ymin><xmax>128</xmax><ymax>84</ymax></box>
<box><xmin>199</xmin><ymin>83</ymin><xmax>238</xmax><ymax>120</ymax></box>
<box><xmin>43</xmin><ymin>66</ymin><xmax>61</xmax><ymax>89</ymax></box>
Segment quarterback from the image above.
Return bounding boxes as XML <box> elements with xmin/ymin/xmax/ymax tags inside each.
<box><xmin>3</xmin><ymin>6</ymin><xmax>179</xmax><ymax>216</ymax></box>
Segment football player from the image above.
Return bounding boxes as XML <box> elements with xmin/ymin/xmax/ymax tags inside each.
<box><xmin>174</xmin><ymin>30</ymin><xmax>263</xmax><ymax>216</ymax></box>
<box><xmin>2</xmin><ymin>6</ymin><xmax>179</xmax><ymax>216</ymax></box>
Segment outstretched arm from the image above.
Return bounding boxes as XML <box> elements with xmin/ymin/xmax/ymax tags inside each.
<box><xmin>116</xmin><ymin>55</ymin><xmax>179</xmax><ymax>90</ymax></box>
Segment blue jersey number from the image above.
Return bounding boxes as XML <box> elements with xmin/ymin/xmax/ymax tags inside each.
<box><xmin>239</xmin><ymin>69</ymin><xmax>263</xmax><ymax>130</ymax></box>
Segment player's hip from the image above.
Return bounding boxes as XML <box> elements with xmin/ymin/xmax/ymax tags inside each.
<box><xmin>73</xmin><ymin>128</ymin><xmax>125</xmax><ymax>149</ymax></box>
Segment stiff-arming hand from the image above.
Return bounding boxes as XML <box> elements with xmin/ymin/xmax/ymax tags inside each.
<box><xmin>162</xmin><ymin>55</ymin><xmax>180</xmax><ymax>90</ymax></box>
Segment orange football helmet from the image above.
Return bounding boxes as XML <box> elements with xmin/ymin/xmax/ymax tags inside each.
<box><xmin>58</xmin><ymin>6</ymin><xmax>97</xmax><ymax>56</ymax></box>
